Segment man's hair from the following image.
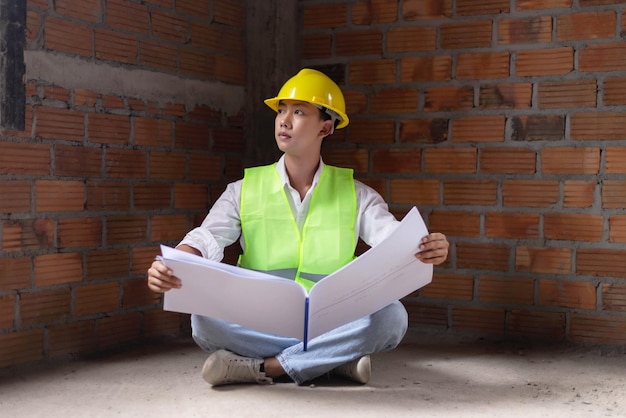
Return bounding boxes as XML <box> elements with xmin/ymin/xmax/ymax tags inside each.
<box><xmin>318</xmin><ymin>108</ymin><xmax>337</xmax><ymax>141</ymax></box>
<box><xmin>318</xmin><ymin>107</ymin><xmax>339</xmax><ymax>129</ymax></box>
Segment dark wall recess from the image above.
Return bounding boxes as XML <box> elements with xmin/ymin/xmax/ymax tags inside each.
<box><xmin>0</xmin><ymin>0</ymin><xmax>26</xmax><ymax>131</ymax></box>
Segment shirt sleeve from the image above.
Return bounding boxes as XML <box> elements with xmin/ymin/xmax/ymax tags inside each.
<box><xmin>355</xmin><ymin>180</ymin><xmax>401</xmax><ymax>247</ymax></box>
<box><xmin>177</xmin><ymin>180</ymin><xmax>243</xmax><ymax>261</ymax></box>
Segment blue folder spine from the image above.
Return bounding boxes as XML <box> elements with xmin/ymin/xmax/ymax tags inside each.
<box><xmin>303</xmin><ymin>297</ymin><xmax>309</xmax><ymax>351</ymax></box>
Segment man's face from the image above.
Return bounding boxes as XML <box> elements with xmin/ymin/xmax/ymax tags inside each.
<box><xmin>274</xmin><ymin>100</ymin><xmax>332</xmax><ymax>156</ymax></box>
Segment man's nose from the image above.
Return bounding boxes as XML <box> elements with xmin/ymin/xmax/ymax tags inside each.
<box><xmin>279</xmin><ymin>112</ymin><xmax>291</xmax><ymax>126</ymax></box>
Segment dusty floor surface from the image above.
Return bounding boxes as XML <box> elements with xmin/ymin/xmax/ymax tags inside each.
<box><xmin>1</xmin><ymin>330</ymin><xmax>625</xmax><ymax>418</ymax></box>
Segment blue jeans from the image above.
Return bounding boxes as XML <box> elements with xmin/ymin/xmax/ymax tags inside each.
<box><xmin>191</xmin><ymin>301</ymin><xmax>408</xmax><ymax>385</ymax></box>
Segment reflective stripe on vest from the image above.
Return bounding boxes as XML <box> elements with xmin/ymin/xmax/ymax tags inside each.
<box><xmin>238</xmin><ymin>163</ymin><xmax>357</xmax><ymax>292</ymax></box>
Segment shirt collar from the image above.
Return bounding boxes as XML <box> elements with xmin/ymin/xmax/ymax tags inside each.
<box><xmin>276</xmin><ymin>154</ymin><xmax>324</xmax><ymax>189</ymax></box>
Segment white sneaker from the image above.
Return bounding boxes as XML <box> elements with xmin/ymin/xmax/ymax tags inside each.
<box><xmin>201</xmin><ymin>350</ymin><xmax>273</xmax><ymax>386</ymax></box>
<box><xmin>333</xmin><ymin>355</ymin><xmax>371</xmax><ymax>384</ymax></box>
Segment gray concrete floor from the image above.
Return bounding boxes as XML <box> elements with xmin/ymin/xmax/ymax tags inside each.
<box><xmin>1</xmin><ymin>330</ymin><xmax>625</xmax><ymax>418</ymax></box>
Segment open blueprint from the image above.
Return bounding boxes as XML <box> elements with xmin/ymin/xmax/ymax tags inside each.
<box><xmin>161</xmin><ymin>206</ymin><xmax>433</xmax><ymax>350</ymax></box>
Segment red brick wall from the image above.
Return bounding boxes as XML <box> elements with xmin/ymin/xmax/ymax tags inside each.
<box><xmin>3</xmin><ymin>0</ymin><xmax>626</xmax><ymax>369</ymax></box>
<box><xmin>302</xmin><ymin>0</ymin><xmax>626</xmax><ymax>345</ymax></box>
<box><xmin>0</xmin><ymin>0</ymin><xmax>245</xmax><ymax>367</ymax></box>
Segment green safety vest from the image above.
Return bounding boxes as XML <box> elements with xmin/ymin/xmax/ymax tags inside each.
<box><xmin>238</xmin><ymin>163</ymin><xmax>357</xmax><ymax>292</ymax></box>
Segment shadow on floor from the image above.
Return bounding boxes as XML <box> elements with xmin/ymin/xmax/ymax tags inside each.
<box><xmin>1</xmin><ymin>331</ymin><xmax>625</xmax><ymax>418</ymax></box>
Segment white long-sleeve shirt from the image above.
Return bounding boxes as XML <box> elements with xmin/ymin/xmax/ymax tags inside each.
<box><xmin>178</xmin><ymin>155</ymin><xmax>400</xmax><ymax>262</ymax></box>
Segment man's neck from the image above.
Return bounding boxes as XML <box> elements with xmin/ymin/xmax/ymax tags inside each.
<box><xmin>284</xmin><ymin>154</ymin><xmax>320</xmax><ymax>200</ymax></box>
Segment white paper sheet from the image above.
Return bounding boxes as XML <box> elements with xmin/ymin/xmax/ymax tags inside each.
<box><xmin>161</xmin><ymin>206</ymin><xmax>433</xmax><ymax>346</ymax></box>
<box><xmin>161</xmin><ymin>247</ymin><xmax>307</xmax><ymax>340</ymax></box>
<box><xmin>307</xmin><ymin>206</ymin><xmax>433</xmax><ymax>339</ymax></box>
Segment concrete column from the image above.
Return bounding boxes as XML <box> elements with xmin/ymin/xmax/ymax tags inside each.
<box><xmin>245</xmin><ymin>0</ymin><xmax>300</xmax><ymax>166</ymax></box>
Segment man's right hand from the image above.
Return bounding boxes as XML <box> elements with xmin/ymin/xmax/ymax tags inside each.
<box><xmin>147</xmin><ymin>244</ymin><xmax>201</xmax><ymax>293</ymax></box>
<box><xmin>147</xmin><ymin>260</ymin><xmax>181</xmax><ymax>293</ymax></box>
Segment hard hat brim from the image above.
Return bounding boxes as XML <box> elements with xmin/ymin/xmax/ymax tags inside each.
<box><xmin>264</xmin><ymin>97</ymin><xmax>349</xmax><ymax>129</ymax></box>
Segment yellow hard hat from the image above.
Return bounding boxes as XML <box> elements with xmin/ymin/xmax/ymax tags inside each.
<box><xmin>264</xmin><ymin>68</ymin><xmax>349</xmax><ymax>129</ymax></box>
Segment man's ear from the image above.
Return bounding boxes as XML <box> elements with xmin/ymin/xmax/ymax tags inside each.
<box><xmin>320</xmin><ymin>120</ymin><xmax>334</xmax><ymax>137</ymax></box>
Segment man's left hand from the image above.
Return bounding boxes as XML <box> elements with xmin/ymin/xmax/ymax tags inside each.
<box><xmin>415</xmin><ymin>233</ymin><xmax>449</xmax><ymax>265</ymax></box>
